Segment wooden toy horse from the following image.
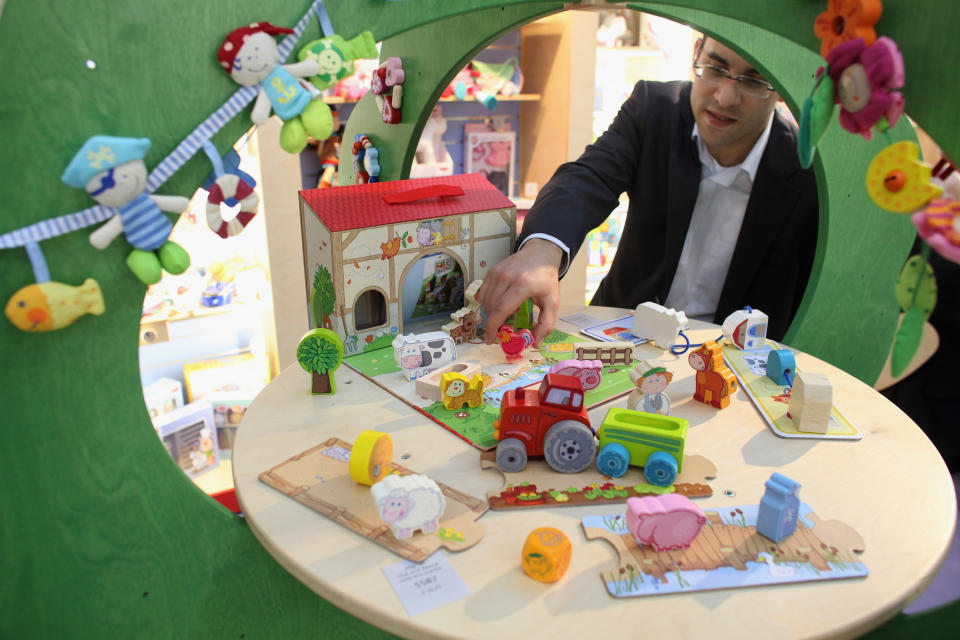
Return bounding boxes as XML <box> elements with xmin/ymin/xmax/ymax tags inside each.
<box><xmin>688</xmin><ymin>340</ymin><xmax>738</xmax><ymax>409</ymax></box>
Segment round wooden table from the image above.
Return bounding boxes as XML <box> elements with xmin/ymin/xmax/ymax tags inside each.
<box><xmin>233</xmin><ymin>307</ymin><xmax>956</xmax><ymax>639</ymax></box>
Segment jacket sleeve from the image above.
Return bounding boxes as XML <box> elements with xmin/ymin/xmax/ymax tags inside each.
<box><xmin>517</xmin><ymin>81</ymin><xmax>651</xmax><ymax>268</ymax></box>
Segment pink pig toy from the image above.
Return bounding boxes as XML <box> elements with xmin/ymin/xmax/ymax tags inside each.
<box><xmin>625</xmin><ymin>494</ymin><xmax>706</xmax><ymax>552</ymax></box>
<box><xmin>548</xmin><ymin>359</ymin><xmax>603</xmax><ymax>391</ymax></box>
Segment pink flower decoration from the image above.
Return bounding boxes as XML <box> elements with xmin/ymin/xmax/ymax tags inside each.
<box><xmin>383</xmin><ymin>57</ymin><xmax>404</xmax><ymax>86</ymax></box>
<box><xmin>827</xmin><ymin>36</ymin><xmax>905</xmax><ymax>139</ymax></box>
<box><xmin>912</xmin><ymin>198</ymin><xmax>960</xmax><ymax>263</ymax></box>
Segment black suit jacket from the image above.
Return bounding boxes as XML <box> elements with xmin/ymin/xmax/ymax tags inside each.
<box><xmin>518</xmin><ymin>81</ymin><xmax>819</xmax><ymax>340</ymax></box>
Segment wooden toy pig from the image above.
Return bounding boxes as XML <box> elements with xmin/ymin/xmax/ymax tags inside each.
<box><xmin>625</xmin><ymin>494</ymin><xmax>706</xmax><ymax>552</ymax></box>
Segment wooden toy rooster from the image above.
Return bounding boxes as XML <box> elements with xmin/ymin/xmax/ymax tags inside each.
<box><xmin>497</xmin><ymin>325</ymin><xmax>535</xmax><ymax>361</ymax></box>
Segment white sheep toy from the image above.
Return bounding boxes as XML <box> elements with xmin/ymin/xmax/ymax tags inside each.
<box><xmin>370</xmin><ymin>474</ymin><xmax>446</xmax><ymax>540</ymax></box>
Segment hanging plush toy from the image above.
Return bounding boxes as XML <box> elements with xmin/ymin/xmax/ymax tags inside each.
<box><xmin>218</xmin><ymin>21</ymin><xmax>334</xmax><ymax>153</ymax></box>
<box><xmin>62</xmin><ymin>136</ymin><xmax>190</xmax><ymax>285</ymax></box>
<box><xmin>296</xmin><ymin>31</ymin><xmax>378</xmax><ymax>91</ymax></box>
<box><xmin>5</xmin><ymin>278</ymin><xmax>105</xmax><ymax>332</ymax></box>
<box><xmin>826</xmin><ymin>36</ymin><xmax>905</xmax><ymax>139</ymax></box>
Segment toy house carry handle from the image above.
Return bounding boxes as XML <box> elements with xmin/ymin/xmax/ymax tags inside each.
<box><xmin>381</xmin><ymin>184</ymin><xmax>465</xmax><ymax>204</ymax></box>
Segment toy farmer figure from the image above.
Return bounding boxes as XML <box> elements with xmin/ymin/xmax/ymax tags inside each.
<box><xmin>62</xmin><ymin>135</ymin><xmax>190</xmax><ymax>285</ymax></box>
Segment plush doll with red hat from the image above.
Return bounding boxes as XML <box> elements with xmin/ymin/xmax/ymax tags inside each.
<box><xmin>218</xmin><ymin>21</ymin><xmax>333</xmax><ymax>153</ymax></box>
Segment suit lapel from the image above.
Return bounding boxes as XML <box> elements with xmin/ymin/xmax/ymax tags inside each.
<box><xmin>714</xmin><ymin>117</ymin><xmax>801</xmax><ymax>318</ymax></box>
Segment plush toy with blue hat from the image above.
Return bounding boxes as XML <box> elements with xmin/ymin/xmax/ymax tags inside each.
<box><xmin>62</xmin><ymin>135</ymin><xmax>190</xmax><ymax>285</ymax></box>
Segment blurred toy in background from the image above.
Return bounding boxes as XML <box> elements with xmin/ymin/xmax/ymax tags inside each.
<box><xmin>333</xmin><ymin>57</ymin><xmax>377</xmax><ymax>101</ymax></box>
<box><xmin>296</xmin><ymin>31</ymin><xmax>377</xmax><ymax>91</ymax></box>
<box><xmin>627</xmin><ymin>361</ymin><xmax>673</xmax><ymax>415</ymax></box>
<box><xmin>352</xmin><ymin>134</ymin><xmax>380</xmax><ymax>184</ymax></box>
<box><xmin>5</xmin><ymin>278</ymin><xmax>104</xmax><ymax>332</ymax></box>
<box><xmin>371</xmin><ymin>57</ymin><xmax>404</xmax><ymax>124</ymax></box>
<box><xmin>218</xmin><ymin>21</ymin><xmax>333</xmax><ymax>153</ymax></box>
<box><xmin>311</xmin><ymin>107</ymin><xmax>343</xmax><ymax>188</ymax></box>
<box><xmin>410</xmin><ymin>106</ymin><xmax>454</xmax><ymax>178</ymax></box>
<box><xmin>688</xmin><ymin>340</ymin><xmax>738</xmax><ymax>409</ymax></box>
<box><xmin>62</xmin><ymin>136</ymin><xmax>191</xmax><ymax>285</ymax></box>
<box><xmin>826</xmin><ymin>36</ymin><xmax>904</xmax><ymax>140</ymax></box>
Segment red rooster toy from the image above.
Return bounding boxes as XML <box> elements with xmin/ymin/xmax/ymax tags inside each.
<box><xmin>497</xmin><ymin>325</ymin><xmax>535</xmax><ymax>361</ymax></box>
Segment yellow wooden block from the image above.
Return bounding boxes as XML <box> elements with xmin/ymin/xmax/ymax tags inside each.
<box><xmin>521</xmin><ymin>527</ymin><xmax>571</xmax><ymax>583</ymax></box>
<box><xmin>349</xmin><ymin>430</ymin><xmax>393</xmax><ymax>485</ymax></box>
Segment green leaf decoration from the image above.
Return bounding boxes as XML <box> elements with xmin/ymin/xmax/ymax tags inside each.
<box><xmin>891</xmin><ymin>307</ymin><xmax>926</xmax><ymax>378</ymax></box>
<box><xmin>895</xmin><ymin>254</ymin><xmax>937</xmax><ymax>320</ymax></box>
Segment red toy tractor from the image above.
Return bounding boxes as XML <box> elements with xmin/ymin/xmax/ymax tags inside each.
<box><xmin>492</xmin><ymin>373</ymin><xmax>596</xmax><ymax>474</ymax></box>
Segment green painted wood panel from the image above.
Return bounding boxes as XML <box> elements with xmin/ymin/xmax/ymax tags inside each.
<box><xmin>0</xmin><ymin>1</ymin><xmax>953</xmax><ymax>637</ymax></box>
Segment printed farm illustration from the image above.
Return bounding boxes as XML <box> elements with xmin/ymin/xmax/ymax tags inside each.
<box><xmin>583</xmin><ymin>502</ymin><xmax>868</xmax><ymax>597</ymax></box>
<box><xmin>343</xmin><ymin>329</ymin><xmax>638</xmax><ymax>450</ymax></box>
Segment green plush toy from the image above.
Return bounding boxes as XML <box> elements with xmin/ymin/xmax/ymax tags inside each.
<box><xmin>297</xmin><ymin>31</ymin><xmax>378</xmax><ymax>91</ymax></box>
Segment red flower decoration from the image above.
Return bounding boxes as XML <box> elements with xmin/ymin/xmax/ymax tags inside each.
<box><xmin>814</xmin><ymin>0</ymin><xmax>882</xmax><ymax>58</ymax></box>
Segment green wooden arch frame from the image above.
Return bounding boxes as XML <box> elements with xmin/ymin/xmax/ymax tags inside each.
<box><xmin>1</xmin><ymin>1</ymin><xmax>951</xmax><ymax>636</ymax></box>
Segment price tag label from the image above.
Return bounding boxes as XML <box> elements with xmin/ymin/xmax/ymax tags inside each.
<box><xmin>382</xmin><ymin>554</ymin><xmax>470</xmax><ymax>616</ymax></box>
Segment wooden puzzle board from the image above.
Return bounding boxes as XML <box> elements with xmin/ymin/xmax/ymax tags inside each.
<box><xmin>259</xmin><ymin>437</ymin><xmax>488</xmax><ymax>563</ymax></box>
<box><xmin>583</xmin><ymin>502</ymin><xmax>868</xmax><ymax>597</ymax></box>
<box><xmin>722</xmin><ymin>342</ymin><xmax>861</xmax><ymax>440</ymax></box>
<box><xmin>480</xmin><ymin>451</ymin><xmax>717</xmax><ymax>510</ymax></box>
<box><xmin>343</xmin><ymin>330</ymin><xmax>636</xmax><ymax>450</ymax></box>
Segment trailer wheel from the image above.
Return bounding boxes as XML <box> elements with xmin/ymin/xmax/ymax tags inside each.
<box><xmin>495</xmin><ymin>438</ymin><xmax>528</xmax><ymax>473</ymax></box>
<box><xmin>597</xmin><ymin>442</ymin><xmax>630</xmax><ymax>478</ymax></box>
<box><xmin>544</xmin><ymin>421</ymin><xmax>596</xmax><ymax>473</ymax></box>
<box><xmin>644</xmin><ymin>451</ymin><xmax>678</xmax><ymax>486</ymax></box>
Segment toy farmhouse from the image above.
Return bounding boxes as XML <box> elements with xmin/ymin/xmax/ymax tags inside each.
<box><xmin>300</xmin><ymin>173</ymin><xmax>516</xmax><ymax>354</ymax></box>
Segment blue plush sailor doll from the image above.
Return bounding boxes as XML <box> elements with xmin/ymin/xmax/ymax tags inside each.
<box><xmin>62</xmin><ymin>135</ymin><xmax>190</xmax><ymax>284</ymax></box>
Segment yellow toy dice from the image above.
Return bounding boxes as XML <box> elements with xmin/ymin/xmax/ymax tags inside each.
<box><xmin>521</xmin><ymin>527</ymin><xmax>571</xmax><ymax>583</ymax></box>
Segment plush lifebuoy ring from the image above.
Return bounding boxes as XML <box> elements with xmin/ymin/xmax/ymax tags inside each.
<box><xmin>206</xmin><ymin>173</ymin><xmax>259</xmax><ymax>238</ymax></box>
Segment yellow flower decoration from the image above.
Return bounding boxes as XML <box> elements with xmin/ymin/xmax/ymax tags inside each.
<box><xmin>865</xmin><ymin>141</ymin><xmax>942</xmax><ymax>213</ymax></box>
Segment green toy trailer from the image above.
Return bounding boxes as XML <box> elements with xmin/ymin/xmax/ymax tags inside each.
<box><xmin>596</xmin><ymin>408</ymin><xmax>689</xmax><ymax>486</ymax></box>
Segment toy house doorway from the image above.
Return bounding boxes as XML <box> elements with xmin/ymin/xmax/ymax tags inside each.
<box><xmin>399</xmin><ymin>248</ymin><xmax>466</xmax><ymax>335</ymax></box>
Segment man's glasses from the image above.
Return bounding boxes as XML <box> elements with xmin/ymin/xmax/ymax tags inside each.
<box><xmin>693</xmin><ymin>62</ymin><xmax>775</xmax><ymax>99</ymax></box>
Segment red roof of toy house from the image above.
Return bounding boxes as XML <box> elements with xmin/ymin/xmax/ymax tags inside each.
<box><xmin>300</xmin><ymin>173</ymin><xmax>516</xmax><ymax>232</ymax></box>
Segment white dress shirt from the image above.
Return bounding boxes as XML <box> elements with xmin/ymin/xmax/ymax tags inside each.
<box><xmin>521</xmin><ymin>112</ymin><xmax>774</xmax><ymax>321</ymax></box>
<box><xmin>663</xmin><ymin>114</ymin><xmax>774</xmax><ymax>320</ymax></box>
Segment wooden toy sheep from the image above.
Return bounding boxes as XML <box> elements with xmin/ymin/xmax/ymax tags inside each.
<box><xmin>370</xmin><ymin>474</ymin><xmax>446</xmax><ymax>540</ymax></box>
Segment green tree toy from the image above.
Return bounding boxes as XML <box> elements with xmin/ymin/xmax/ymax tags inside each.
<box><xmin>297</xmin><ymin>328</ymin><xmax>344</xmax><ymax>394</ymax></box>
<box><xmin>311</xmin><ymin>265</ymin><xmax>337</xmax><ymax>330</ymax></box>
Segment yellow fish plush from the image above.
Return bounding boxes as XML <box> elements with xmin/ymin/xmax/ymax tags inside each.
<box><xmin>5</xmin><ymin>278</ymin><xmax>105</xmax><ymax>331</ymax></box>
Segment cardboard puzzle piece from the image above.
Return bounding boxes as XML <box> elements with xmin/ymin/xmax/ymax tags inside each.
<box><xmin>259</xmin><ymin>437</ymin><xmax>488</xmax><ymax>562</ymax></box>
<box><xmin>583</xmin><ymin>503</ymin><xmax>867</xmax><ymax>597</ymax></box>
<box><xmin>721</xmin><ymin>341</ymin><xmax>860</xmax><ymax>440</ymax></box>
<box><xmin>480</xmin><ymin>451</ymin><xmax>716</xmax><ymax>510</ymax></box>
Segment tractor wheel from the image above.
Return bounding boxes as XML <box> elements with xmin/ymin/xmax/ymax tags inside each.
<box><xmin>543</xmin><ymin>421</ymin><xmax>597</xmax><ymax>473</ymax></box>
<box><xmin>644</xmin><ymin>450</ymin><xmax>678</xmax><ymax>486</ymax></box>
<box><xmin>597</xmin><ymin>442</ymin><xmax>630</xmax><ymax>478</ymax></box>
<box><xmin>495</xmin><ymin>438</ymin><xmax>528</xmax><ymax>473</ymax></box>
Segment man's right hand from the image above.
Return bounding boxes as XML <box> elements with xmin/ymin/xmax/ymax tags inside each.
<box><xmin>477</xmin><ymin>238</ymin><xmax>563</xmax><ymax>346</ymax></box>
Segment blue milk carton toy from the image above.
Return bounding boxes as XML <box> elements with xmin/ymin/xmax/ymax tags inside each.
<box><xmin>756</xmin><ymin>472</ymin><xmax>801</xmax><ymax>542</ymax></box>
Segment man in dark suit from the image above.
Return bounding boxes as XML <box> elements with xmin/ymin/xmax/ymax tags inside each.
<box><xmin>478</xmin><ymin>38</ymin><xmax>818</xmax><ymax>345</ymax></box>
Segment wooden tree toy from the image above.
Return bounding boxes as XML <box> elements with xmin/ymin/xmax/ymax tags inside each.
<box><xmin>297</xmin><ymin>328</ymin><xmax>344</xmax><ymax>394</ymax></box>
<box><xmin>788</xmin><ymin>370</ymin><xmax>833</xmax><ymax>433</ymax></box>
<box><xmin>688</xmin><ymin>340</ymin><xmax>738</xmax><ymax>409</ymax></box>
<box><xmin>521</xmin><ymin>527</ymin><xmax>571</xmax><ymax>583</ymax></box>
